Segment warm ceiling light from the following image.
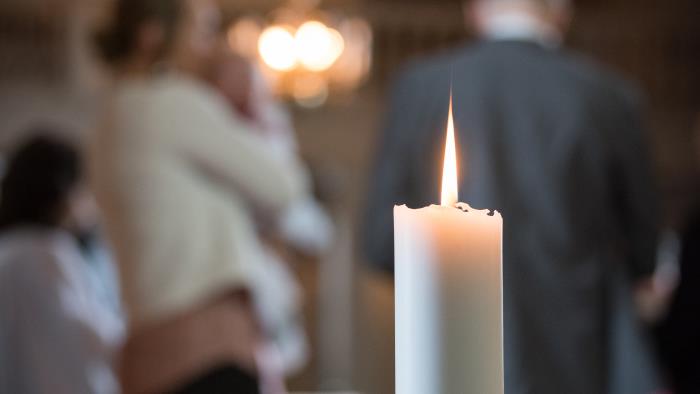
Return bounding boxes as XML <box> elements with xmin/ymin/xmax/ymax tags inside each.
<box><xmin>258</xmin><ymin>26</ymin><xmax>297</xmax><ymax>71</ymax></box>
<box><xmin>328</xmin><ymin>28</ymin><xmax>345</xmax><ymax>63</ymax></box>
<box><xmin>294</xmin><ymin>21</ymin><xmax>345</xmax><ymax>72</ymax></box>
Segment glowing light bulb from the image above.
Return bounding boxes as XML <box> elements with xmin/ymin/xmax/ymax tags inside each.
<box><xmin>294</xmin><ymin>21</ymin><xmax>345</xmax><ymax>72</ymax></box>
<box><xmin>258</xmin><ymin>26</ymin><xmax>297</xmax><ymax>71</ymax></box>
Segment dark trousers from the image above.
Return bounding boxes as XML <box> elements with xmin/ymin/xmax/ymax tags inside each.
<box><xmin>170</xmin><ymin>365</ymin><xmax>260</xmax><ymax>394</ymax></box>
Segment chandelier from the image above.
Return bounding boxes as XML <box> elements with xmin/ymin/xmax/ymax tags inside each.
<box><xmin>227</xmin><ymin>0</ymin><xmax>372</xmax><ymax>108</ymax></box>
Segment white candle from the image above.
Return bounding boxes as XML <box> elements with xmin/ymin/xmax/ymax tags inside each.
<box><xmin>394</xmin><ymin>96</ymin><xmax>503</xmax><ymax>394</ymax></box>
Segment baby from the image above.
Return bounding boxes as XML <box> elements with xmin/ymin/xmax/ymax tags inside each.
<box><xmin>210</xmin><ymin>51</ymin><xmax>297</xmax><ymax>155</ymax></box>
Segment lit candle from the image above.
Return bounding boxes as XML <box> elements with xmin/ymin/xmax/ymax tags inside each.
<box><xmin>394</xmin><ymin>95</ymin><xmax>504</xmax><ymax>394</ymax></box>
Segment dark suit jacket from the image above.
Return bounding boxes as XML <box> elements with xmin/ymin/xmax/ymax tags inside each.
<box><xmin>364</xmin><ymin>40</ymin><xmax>661</xmax><ymax>394</ymax></box>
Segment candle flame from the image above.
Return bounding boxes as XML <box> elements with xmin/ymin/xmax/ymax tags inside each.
<box><xmin>441</xmin><ymin>94</ymin><xmax>458</xmax><ymax>207</ymax></box>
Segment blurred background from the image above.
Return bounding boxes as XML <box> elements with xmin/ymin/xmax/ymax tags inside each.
<box><xmin>1</xmin><ymin>0</ymin><xmax>699</xmax><ymax>393</ymax></box>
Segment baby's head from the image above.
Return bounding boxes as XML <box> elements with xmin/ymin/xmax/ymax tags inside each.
<box><xmin>211</xmin><ymin>51</ymin><xmax>256</xmax><ymax>119</ymax></box>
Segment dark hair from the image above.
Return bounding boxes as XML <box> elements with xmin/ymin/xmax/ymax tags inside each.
<box><xmin>95</xmin><ymin>0</ymin><xmax>185</xmax><ymax>65</ymax></box>
<box><xmin>0</xmin><ymin>133</ymin><xmax>82</xmax><ymax>232</ymax></box>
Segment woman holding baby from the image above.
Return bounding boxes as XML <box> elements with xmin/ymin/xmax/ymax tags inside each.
<box><xmin>91</xmin><ymin>1</ymin><xmax>311</xmax><ymax>392</ymax></box>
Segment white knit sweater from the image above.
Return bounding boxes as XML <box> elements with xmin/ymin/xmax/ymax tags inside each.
<box><xmin>89</xmin><ymin>72</ymin><xmax>306</xmax><ymax>330</ymax></box>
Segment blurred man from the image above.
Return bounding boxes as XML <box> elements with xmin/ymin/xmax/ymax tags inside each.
<box><xmin>363</xmin><ymin>0</ymin><xmax>662</xmax><ymax>393</ymax></box>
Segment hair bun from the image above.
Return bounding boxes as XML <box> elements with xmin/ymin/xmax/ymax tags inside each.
<box><xmin>94</xmin><ymin>25</ymin><xmax>130</xmax><ymax>65</ymax></box>
<box><xmin>92</xmin><ymin>0</ymin><xmax>184</xmax><ymax>67</ymax></box>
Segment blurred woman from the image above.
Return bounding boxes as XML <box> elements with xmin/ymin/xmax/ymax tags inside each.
<box><xmin>91</xmin><ymin>0</ymin><xmax>307</xmax><ymax>393</ymax></box>
<box><xmin>0</xmin><ymin>133</ymin><xmax>121</xmax><ymax>394</ymax></box>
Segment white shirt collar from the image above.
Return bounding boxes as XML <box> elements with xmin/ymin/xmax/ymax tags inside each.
<box><xmin>481</xmin><ymin>11</ymin><xmax>562</xmax><ymax>49</ymax></box>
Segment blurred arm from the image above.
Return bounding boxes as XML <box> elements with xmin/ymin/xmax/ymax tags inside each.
<box><xmin>609</xmin><ymin>90</ymin><xmax>660</xmax><ymax>280</ymax></box>
<box><xmin>164</xmin><ymin>92</ymin><xmax>308</xmax><ymax>215</ymax></box>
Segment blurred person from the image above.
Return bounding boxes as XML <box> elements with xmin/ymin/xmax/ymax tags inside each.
<box><xmin>211</xmin><ymin>51</ymin><xmax>335</xmax><ymax>256</ymax></box>
<box><xmin>363</xmin><ymin>0</ymin><xmax>662</xmax><ymax>393</ymax></box>
<box><xmin>0</xmin><ymin>133</ymin><xmax>122</xmax><ymax>394</ymax></box>
<box><xmin>212</xmin><ymin>52</ymin><xmax>296</xmax><ymax>161</ymax></box>
<box><xmin>91</xmin><ymin>0</ymin><xmax>308</xmax><ymax>393</ymax></box>
<box><xmin>211</xmin><ymin>50</ymin><xmax>336</xmax><ymax>378</ymax></box>
<box><xmin>654</xmin><ymin>116</ymin><xmax>700</xmax><ymax>394</ymax></box>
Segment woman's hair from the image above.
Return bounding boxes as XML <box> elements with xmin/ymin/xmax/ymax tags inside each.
<box><xmin>95</xmin><ymin>0</ymin><xmax>185</xmax><ymax>65</ymax></box>
<box><xmin>0</xmin><ymin>132</ymin><xmax>82</xmax><ymax>232</ymax></box>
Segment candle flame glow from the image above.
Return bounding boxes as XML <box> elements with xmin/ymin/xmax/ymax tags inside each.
<box><xmin>441</xmin><ymin>94</ymin><xmax>458</xmax><ymax>207</ymax></box>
